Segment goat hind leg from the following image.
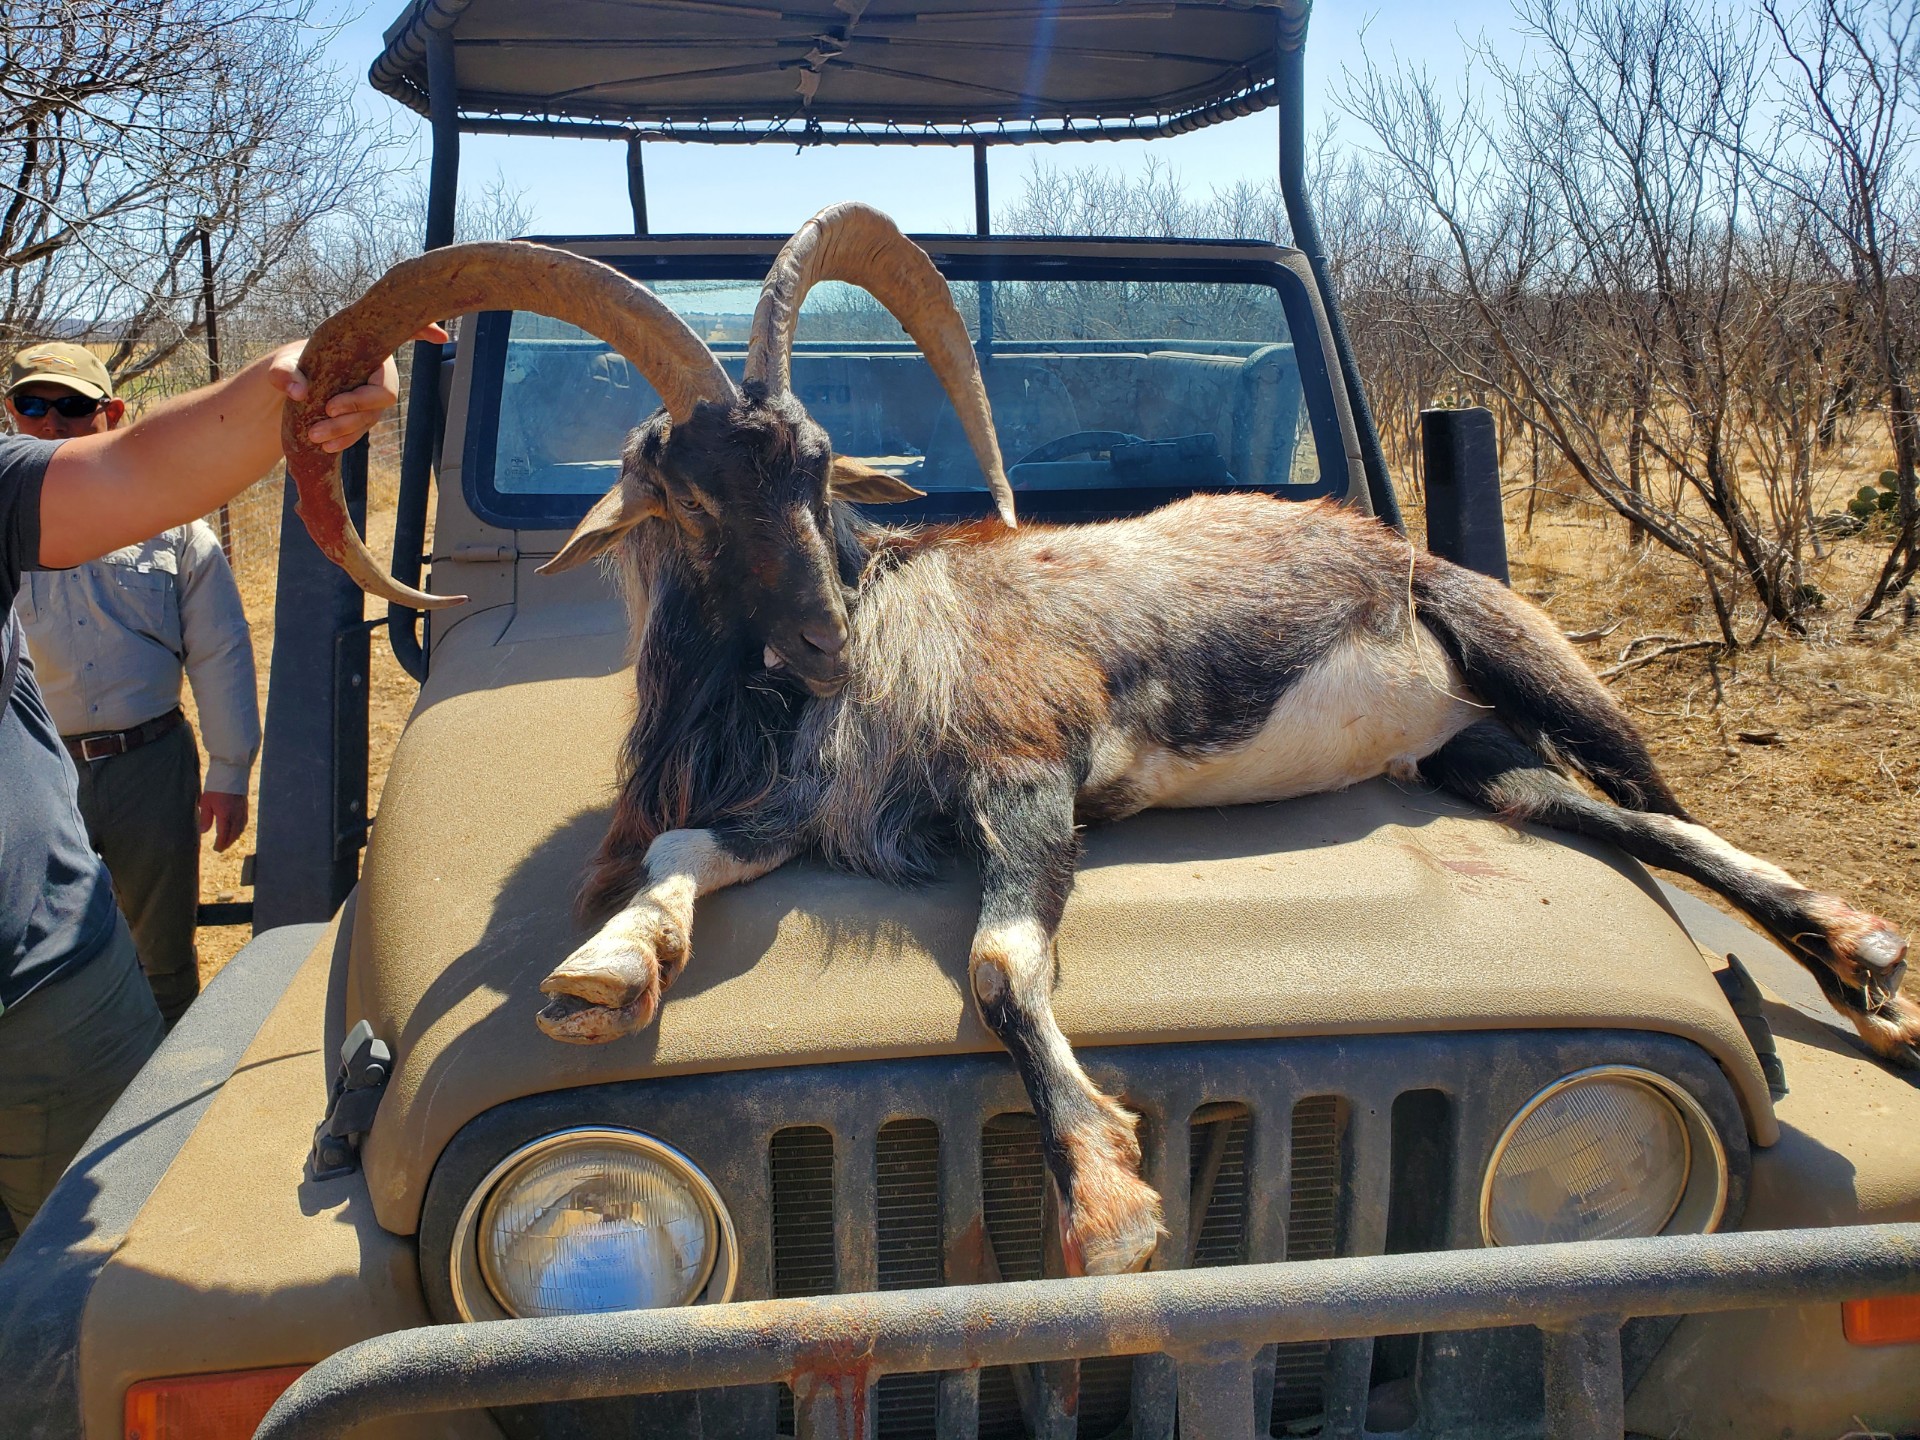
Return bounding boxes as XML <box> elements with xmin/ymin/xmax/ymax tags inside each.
<box><xmin>966</xmin><ymin>773</ymin><xmax>1165</xmax><ymax>1275</ymax></box>
<box><xmin>538</xmin><ymin>828</ymin><xmax>791</xmax><ymax>1044</ymax></box>
<box><xmin>1425</xmin><ymin>721</ymin><xmax>1916</xmax><ymax>1067</ymax></box>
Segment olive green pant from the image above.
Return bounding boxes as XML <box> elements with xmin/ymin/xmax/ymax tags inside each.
<box><xmin>0</xmin><ymin>922</ymin><xmax>165</xmax><ymax>1240</ymax></box>
<box><xmin>70</xmin><ymin>722</ymin><xmax>203</xmax><ymax>1026</ymax></box>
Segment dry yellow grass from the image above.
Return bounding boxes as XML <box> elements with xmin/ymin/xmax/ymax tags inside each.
<box><xmin>190</xmin><ymin>444</ymin><xmax>1917</xmax><ymax>1009</ymax></box>
<box><xmin>1498</xmin><ymin>499</ymin><xmax>1920</xmax><ymax>971</ymax></box>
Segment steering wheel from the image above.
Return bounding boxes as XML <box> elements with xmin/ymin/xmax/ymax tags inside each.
<box><xmin>1015</xmin><ymin>430</ymin><xmax>1149</xmax><ymax>467</ymax></box>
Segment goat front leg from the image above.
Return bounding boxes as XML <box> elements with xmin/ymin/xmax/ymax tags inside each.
<box><xmin>538</xmin><ymin>828</ymin><xmax>792</xmax><ymax>1045</ymax></box>
<box><xmin>966</xmin><ymin>771</ymin><xmax>1165</xmax><ymax>1276</ymax></box>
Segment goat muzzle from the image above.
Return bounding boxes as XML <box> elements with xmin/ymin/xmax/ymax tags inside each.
<box><xmin>763</xmin><ymin>611</ymin><xmax>851</xmax><ymax>696</ymax></box>
<box><xmin>775</xmin><ymin>639</ymin><xmax>851</xmax><ymax>699</ymax></box>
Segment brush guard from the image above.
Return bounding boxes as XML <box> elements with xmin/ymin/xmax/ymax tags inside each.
<box><xmin>254</xmin><ymin>1220</ymin><xmax>1920</xmax><ymax>1440</ymax></box>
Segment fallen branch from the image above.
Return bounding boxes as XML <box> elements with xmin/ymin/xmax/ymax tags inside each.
<box><xmin>1564</xmin><ymin>621</ymin><xmax>1623</xmax><ymax>643</ymax></box>
<box><xmin>1616</xmin><ymin>632</ymin><xmax>1693</xmax><ymax>662</ymax></box>
<box><xmin>1598</xmin><ymin>639</ymin><xmax>1722</xmax><ymax>681</ymax></box>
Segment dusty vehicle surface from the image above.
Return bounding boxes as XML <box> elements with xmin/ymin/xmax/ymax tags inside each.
<box><xmin>3</xmin><ymin>3</ymin><xmax>1919</xmax><ymax>1439</ymax></box>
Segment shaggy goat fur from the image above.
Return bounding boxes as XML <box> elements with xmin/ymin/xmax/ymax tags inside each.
<box><xmin>534</xmin><ymin>389</ymin><xmax>1917</xmax><ymax>1276</ymax></box>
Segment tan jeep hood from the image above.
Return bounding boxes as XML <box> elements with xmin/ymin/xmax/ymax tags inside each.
<box><xmin>352</xmin><ymin>596</ymin><xmax>1775</xmax><ymax>1233</ymax></box>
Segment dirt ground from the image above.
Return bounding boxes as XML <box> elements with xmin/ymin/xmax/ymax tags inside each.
<box><xmin>1497</xmin><ymin>500</ymin><xmax>1920</xmax><ymax>970</ymax></box>
<box><xmin>187</xmin><ymin>428</ymin><xmax>425</xmax><ymax>979</ymax></box>
<box><xmin>188</xmin><ymin>438</ymin><xmax>1918</xmax><ymax>997</ymax></box>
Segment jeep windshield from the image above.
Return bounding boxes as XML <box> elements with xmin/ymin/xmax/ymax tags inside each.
<box><xmin>461</xmin><ymin>243</ymin><xmax>1351</xmax><ymax>528</ymax></box>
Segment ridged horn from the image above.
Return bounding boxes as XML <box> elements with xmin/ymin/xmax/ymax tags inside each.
<box><xmin>284</xmin><ymin>241</ymin><xmax>737</xmax><ymax>610</ymax></box>
<box><xmin>744</xmin><ymin>203</ymin><xmax>1016</xmax><ymax>528</ymax></box>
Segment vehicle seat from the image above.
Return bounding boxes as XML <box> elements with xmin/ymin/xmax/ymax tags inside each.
<box><xmin>924</xmin><ymin>359</ymin><xmax>1081</xmax><ymax>482</ymax></box>
<box><xmin>1138</xmin><ymin>352</ymin><xmax>1241</xmax><ymax>468</ymax></box>
<box><xmin>500</xmin><ymin>343</ymin><xmax>653</xmax><ymax>492</ymax></box>
<box><xmin>1230</xmin><ymin>344</ymin><xmax>1307</xmax><ymax>486</ymax></box>
<box><xmin>787</xmin><ymin>355</ymin><xmax>890</xmax><ymax>456</ymax></box>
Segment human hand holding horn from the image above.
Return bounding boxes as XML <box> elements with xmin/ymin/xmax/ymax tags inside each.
<box><xmin>279</xmin><ymin>240</ymin><xmax>737</xmax><ymax>611</ymax></box>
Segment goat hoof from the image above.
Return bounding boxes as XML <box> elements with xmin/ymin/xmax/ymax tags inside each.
<box><xmin>1854</xmin><ymin>925</ymin><xmax>1910</xmax><ymax>1006</ymax></box>
<box><xmin>1053</xmin><ymin>1096</ymin><xmax>1163</xmax><ymax>1276</ymax></box>
<box><xmin>1851</xmin><ymin>990</ymin><xmax>1920</xmax><ymax>1071</ymax></box>
<box><xmin>1059</xmin><ymin>1147</ymin><xmax>1165</xmax><ymax>1277</ymax></box>
<box><xmin>542</xmin><ymin>914</ymin><xmax>682</xmax><ymax>1010</ymax></box>
<box><xmin>1804</xmin><ymin>900</ymin><xmax>1909</xmax><ymax>1002</ymax></box>
<box><xmin>1061</xmin><ymin>1178</ymin><xmax>1164</xmax><ymax>1277</ymax></box>
<box><xmin>536</xmin><ymin>991</ymin><xmax>655</xmax><ymax>1045</ymax></box>
<box><xmin>539</xmin><ymin>958</ymin><xmax>651</xmax><ymax>1011</ymax></box>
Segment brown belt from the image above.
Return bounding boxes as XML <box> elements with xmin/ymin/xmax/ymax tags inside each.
<box><xmin>64</xmin><ymin>707</ymin><xmax>185</xmax><ymax>763</ymax></box>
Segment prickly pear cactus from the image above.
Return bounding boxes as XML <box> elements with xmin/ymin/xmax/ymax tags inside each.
<box><xmin>1848</xmin><ymin>469</ymin><xmax>1901</xmax><ymax>521</ymax></box>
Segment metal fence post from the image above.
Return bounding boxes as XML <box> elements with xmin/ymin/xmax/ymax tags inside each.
<box><xmin>195</xmin><ymin>221</ymin><xmax>233</xmax><ymax>560</ymax></box>
<box><xmin>1421</xmin><ymin>406</ymin><xmax>1511</xmax><ymax>584</ymax></box>
<box><xmin>254</xmin><ymin>441</ymin><xmax>369</xmax><ymax>928</ymax></box>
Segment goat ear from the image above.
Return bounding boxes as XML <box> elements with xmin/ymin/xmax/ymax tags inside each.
<box><xmin>829</xmin><ymin>454</ymin><xmax>926</xmax><ymax>504</ymax></box>
<box><xmin>537</xmin><ymin>482</ymin><xmax>663</xmax><ymax>574</ymax></box>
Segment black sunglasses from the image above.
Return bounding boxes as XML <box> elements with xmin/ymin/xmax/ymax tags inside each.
<box><xmin>11</xmin><ymin>393</ymin><xmax>104</xmax><ymax>419</ymax></box>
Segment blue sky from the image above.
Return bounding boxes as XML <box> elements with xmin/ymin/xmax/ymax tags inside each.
<box><xmin>317</xmin><ymin>1</ymin><xmax>1522</xmax><ymax>237</ymax></box>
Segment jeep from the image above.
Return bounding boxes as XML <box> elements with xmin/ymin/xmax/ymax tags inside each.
<box><xmin>2</xmin><ymin>3</ymin><xmax>1916</xmax><ymax>1438</ymax></box>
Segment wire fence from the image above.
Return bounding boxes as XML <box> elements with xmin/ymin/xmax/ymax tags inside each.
<box><xmin>211</xmin><ymin>405</ymin><xmax>407</xmax><ymax>577</ymax></box>
<box><xmin>78</xmin><ymin>331</ymin><xmax>417</xmax><ymax>581</ymax></box>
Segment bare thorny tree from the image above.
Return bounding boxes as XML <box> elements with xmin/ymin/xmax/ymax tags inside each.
<box><xmin>1760</xmin><ymin>0</ymin><xmax>1920</xmax><ymax>620</ymax></box>
<box><xmin>1</xmin><ymin>0</ymin><xmax>395</xmax><ymax>387</ymax></box>
<box><xmin>1344</xmin><ymin>0</ymin><xmax>1775</xmax><ymax>641</ymax></box>
<box><xmin>991</xmin><ymin>0</ymin><xmax>1920</xmax><ymax>641</ymax></box>
<box><xmin>1339</xmin><ymin>0</ymin><xmax>1920</xmax><ymax>638</ymax></box>
<box><xmin>233</xmin><ymin>171</ymin><xmax>535</xmax><ymax>344</ymax></box>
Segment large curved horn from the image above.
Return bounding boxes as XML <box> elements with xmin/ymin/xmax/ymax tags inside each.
<box><xmin>284</xmin><ymin>241</ymin><xmax>736</xmax><ymax>610</ymax></box>
<box><xmin>745</xmin><ymin>203</ymin><xmax>1016</xmax><ymax>528</ymax></box>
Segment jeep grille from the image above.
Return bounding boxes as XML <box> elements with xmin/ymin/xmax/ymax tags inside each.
<box><xmin>421</xmin><ymin>1031</ymin><xmax>1748</xmax><ymax>1440</ymax></box>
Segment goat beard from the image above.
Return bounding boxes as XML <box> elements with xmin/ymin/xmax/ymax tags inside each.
<box><xmin>576</xmin><ymin>505</ymin><xmax>904</xmax><ymax>926</ymax></box>
<box><xmin>576</xmin><ymin>562</ymin><xmax>803</xmax><ymax>928</ymax></box>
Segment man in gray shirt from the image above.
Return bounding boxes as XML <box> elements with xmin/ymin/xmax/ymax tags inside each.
<box><xmin>9</xmin><ymin>343</ymin><xmax>262</xmax><ymax>1024</ymax></box>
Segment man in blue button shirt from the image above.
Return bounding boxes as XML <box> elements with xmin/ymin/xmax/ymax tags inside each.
<box><xmin>0</xmin><ymin>324</ymin><xmax>441</xmax><ymax>1246</ymax></box>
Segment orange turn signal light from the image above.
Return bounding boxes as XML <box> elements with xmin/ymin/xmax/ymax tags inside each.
<box><xmin>1842</xmin><ymin>1294</ymin><xmax>1920</xmax><ymax>1347</ymax></box>
<box><xmin>125</xmin><ymin>1364</ymin><xmax>309</xmax><ymax>1440</ymax></box>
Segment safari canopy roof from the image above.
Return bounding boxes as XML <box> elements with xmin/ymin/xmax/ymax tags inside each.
<box><xmin>371</xmin><ymin>0</ymin><xmax>1312</xmax><ymax>144</ymax></box>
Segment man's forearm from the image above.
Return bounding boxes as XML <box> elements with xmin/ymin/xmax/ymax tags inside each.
<box><xmin>38</xmin><ymin>348</ymin><xmax>296</xmax><ymax>567</ymax></box>
<box><xmin>34</xmin><ymin>325</ymin><xmax>437</xmax><ymax>570</ymax></box>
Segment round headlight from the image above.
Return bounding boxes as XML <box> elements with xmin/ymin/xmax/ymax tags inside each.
<box><xmin>449</xmin><ymin>1128</ymin><xmax>737</xmax><ymax>1320</ymax></box>
<box><xmin>1480</xmin><ymin>1066</ymin><xmax>1727</xmax><ymax>1247</ymax></box>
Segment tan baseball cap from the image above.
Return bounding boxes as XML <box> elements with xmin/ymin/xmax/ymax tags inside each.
<box><xmin>7</xmin><ymin>341</ymin><xmax>113</xmax><ymax>400</ymax></box>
